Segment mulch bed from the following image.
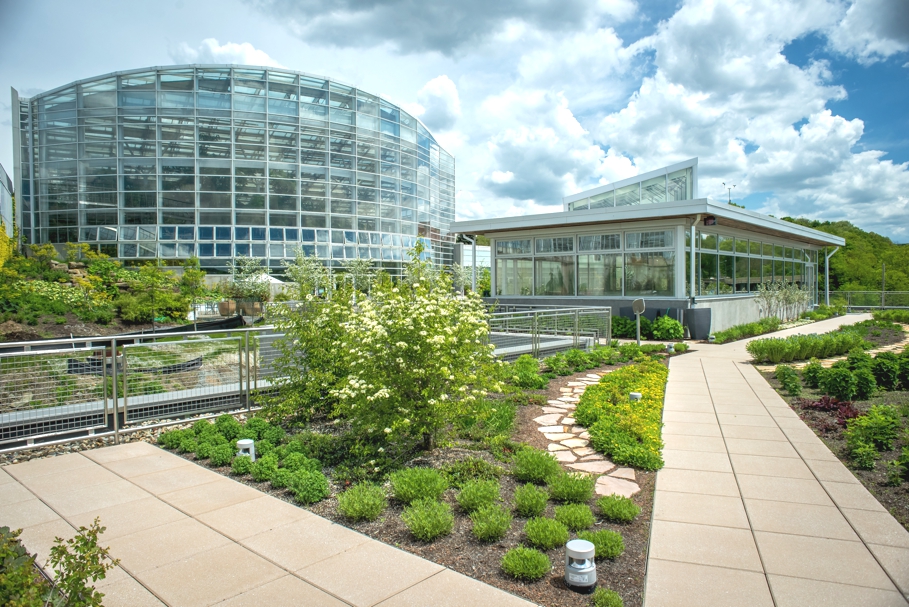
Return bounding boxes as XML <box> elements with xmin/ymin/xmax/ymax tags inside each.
<box><xmin>167</xmin><ymin>363</ymin><xmax>659</xmax><ymax>607</ymax></box>
<box><xmin>761</xmin><ymin>373</ymin><xmax>909</xmax><ymax>531</ymax></box>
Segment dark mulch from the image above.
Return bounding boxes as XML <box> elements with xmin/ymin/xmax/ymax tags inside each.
<box><xmin>171</xmin><ymin>362</ymin><xmax>665</xmax><ymax>607</ymax></box>
<box><xmin>761</xmin><ymin>373</ymin><xmax>909</xmax><ymax>531</ymax></box>
<box><xmin>859</xmin><ymin>323</ymin><xmax>907</xmax><ymax>349</ymax></box>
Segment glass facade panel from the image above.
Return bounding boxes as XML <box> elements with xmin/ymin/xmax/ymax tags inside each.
<box><xmin>496</xmin><ymin>239</ymin><xmax>532</xmax><ymax>255</ymax></box>
<box><xmin>578</xmin><ymin>234</ymin><xmax>621</xmax><ymax>251</ymax></box>
<box><xmin>535</xmin><ymin>257</ymin><xmax>575</xmax><ymax>296</ymax></box>
<box><xmin>614</xmin><ymin>183</ymin><xmax>640</xmax><ymax>207</ymax></box>
<box><xmin>578</xmin><ymin>254</ymin><xmax>623</xmax><ymax>296</ymax></box>
<box><xmin>625</xmin><ymin>251</ymin><xmax>675</xmax><ymax>296</ymax></box>
<box><xmin>699</xmin><ymin>253</ymin><xmax>718</xmax><ymax>295</ymax></box>
<box><xmin>640</xmin><ymin>175</ymin><xmax>666</xmax><ymax>204</ymax></box>
<box><xmin>496</xmin><ymin>257</ymin><xmax>533</xmax><ymax>296</ymax></box>
<box><xmin>535</xmin><ymin>237</ymin><xmax>573</xmax><ymax>254</ymax></box>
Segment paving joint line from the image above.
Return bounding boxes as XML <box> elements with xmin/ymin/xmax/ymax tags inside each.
<box><xmin>734</xmin><ymin>360</ymin><xmax>909</xmax><ymax>603</ymax></box>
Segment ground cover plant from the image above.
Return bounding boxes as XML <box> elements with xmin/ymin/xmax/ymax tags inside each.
<box><xmin>470</xmin><ymin>505</ymin><xmax>513</xmax><ymax>542</ymax></box>
<box><xmin>501</xmin><ymin>547</ymin><xmax>551</xmax><ymax>581</ymax></box>
<box><xmin>746</xmin><ymin>319</ymin><xmax>903</xmax><ymax>363</ymax></box>
<box><xmin>402</xmin><ymin>499</ymin><xmax>454</xmax><ymax>541</ymax></box>
<box><xmin>575</xmin><ymin>359</ymin><xmax>669</xmax><ymax>470</ymax></box>
<box><xmin>524</xmin><ymin>517</ymin><xmax>570</xmax><ymax>550</ymax></box>
<box><xmin>337</xmin><ymin>483</ymin><xmax>387</xmax><ymax>521</ymax></box>
<box><xmin>596</xmin><ymin>495</ymin><xmax>642</xmax><ymax>523</ymax></box>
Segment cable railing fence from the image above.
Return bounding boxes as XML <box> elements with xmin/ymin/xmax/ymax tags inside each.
<box><xmin>829</xmin><ymin>291</ymin><xmax>909</xmax><ymax>310</ymax></box>
<box><xmin>1</xmin><ymin>305</ymin><xmax>610</xmax><ymax>452</ymax></box>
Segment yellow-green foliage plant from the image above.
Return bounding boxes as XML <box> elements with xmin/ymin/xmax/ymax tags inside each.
<box><xmin>574</xmin><ymin>359</ymin><xmax>668</xmax><ymax>470</ymax></box>
<box><xmin>0</xmin><ymin>220</ymin><xmax>12</xmax><ymax>269</ymax></box>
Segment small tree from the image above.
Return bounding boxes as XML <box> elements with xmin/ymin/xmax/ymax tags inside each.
<box><xmin>228</xmin><ymin>256</ymin><xmax>270</xmax><ymax>303</ymax></box>
<box><xmin>282</xmin><ymin>247</ymin><xmax>329</xmax><ymax>299</ymax></box>
<box><xmin>341</xmin><ymin>258</ymin><xmax>376</xmax><ymax>303</ymax></box>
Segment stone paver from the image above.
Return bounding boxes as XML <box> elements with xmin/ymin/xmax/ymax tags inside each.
<box><xmin>3</xmin><ymin>443</ymin><xmax>535</xmax><ymax>607</ymax></box>
<box><xmin>646</xmin><ymin>313</ymin><xmax>909</xmax><ymax>606</ymax></box>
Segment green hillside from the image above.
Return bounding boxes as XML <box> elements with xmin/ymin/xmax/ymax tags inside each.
<box><xmin>783</xmin><ymin>217</ymin><xmax>909</xmax><ymax>292</ymax></box>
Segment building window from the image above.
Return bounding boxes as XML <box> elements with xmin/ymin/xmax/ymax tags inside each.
<box><xmin>578</xmin><ymin>254</ymin><xmax>623</xmax><ymax>296</ymax></box>
<box><xmin>496</xmin><ymin>239</ymin><xmax>531</xmax><ymax>255</ymax></box>
<box><xmin>535</xmin><ymin>237</ymin><xmax>573</xmax><ymax>254</ymax></box>
<box><xmin>534</xmin><ymin>256</ymin><xmax>575</xmax><ymax>296</ymax></box>
<box><xmin>495</xmin><ymin>257</ymin><xmax>532</xmax><ymax>296</ymax></box>
<box><xmin>626</xmin><ymin>251</ymin><xmax>675</xmax><ymax>297</ymax></box>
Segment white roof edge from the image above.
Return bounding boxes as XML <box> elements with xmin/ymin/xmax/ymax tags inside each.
<box><xmin>452</xmin><ymin>198</ymin><xmax>845</xmax><ymax>246</ymax></box>
<box><xmin>562</xmin><ymin>157</ymin><xmax>698</xmax><ymax>205</ymax></box>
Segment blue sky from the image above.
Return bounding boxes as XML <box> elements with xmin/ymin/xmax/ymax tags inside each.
<box><xmin>1</xmin><ymin>0</ymin><xmax>907</xmax><ymax>240</ymax></box>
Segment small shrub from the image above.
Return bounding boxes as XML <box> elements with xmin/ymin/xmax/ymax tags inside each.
<box><xmin>215</xmin><ymin>414</ymin><xmax>243</xmax><ymax>441</ymax></box>
<box><xmin>802</xmin><ymin>359</ymin><xmax>825</xmax><ymax>389</ymax></box>
<box><xmin>402</xmin><ymin>499</ymin><xmax>454</xmax><ymax>541</ymax></box>
<box><xmin>513</xmin><ymin>447</ymin><xmax>561</xmax><ymax>484</ymax></box>
<box><xmin>283</xmin><ymin>452</ymin><xmax>321</xmax><ymax>473</ymax></box>
<box><xmin>547</xmin><ymin>471</ymin><xmax>595</xmax><ymax>503</ymax></box>
<box><xmin>554</xmin><ymin>504</ymin><xmax>594</xmax><ymax>531</ymax></box>
<box><xmin>513</xmin><ymin>354</ymin><xmax>548</xmax><ymax>389</ymax></box>
<box><xmin>208</xmin><ymin>443</ymin><xmax>235</xmax><ymax>467</ymax></box>
<box><xmin>390</xmin><ymin>468</ymin><xmax>449</xmax><ymax>504</ymax></box>
<box><xmin>231</xmin><ymin>455</ymin><xmax>254</xmax><ymax>475</ymax></box>
<box><xmin>250</xmin><ymin>454</ymin><xmax>279</xmax><ymax>482</ymax></box>
<box><xmin>846</xmin><ymin>347</ymin><xmax>873</xmax><ymax>371</ymax></box>
<box><xmin>288</xmin><ymin>469</ymin><xmax>330</xmax><ymax>504</ymax></box>
<box><xmin>338</xmin><ymin>483</ymin><xmax>387</xmax><ymax>521</ymax></box>
<box><xmin>596</xmin><ymin>495</ymin><xmax>641</xmax><ymax>523</ymax></box>
<box><xmin>775</xmin><ymin>364</ymin><xmax>802</xmax><ymax>396</ymax></box>
<box><xmin>456</xmin><ymin>480</ymin><xmax>500</xmax><ymax>513</ymax></box>
<box><xmin>244</xmin><ymin>417</ymin><xmax>285</xmax><ymax>443</ymax></box>
<box><xmin>514</xmin><ymin>483</ymin><xmax>549</xmax><ymax>518</ymax></box>
<box><xmin>545</xmin><ymin>352</ymin><xmax>572</xmax><ymax>376</ymax></box>
<box><xmin>470</xmin><ymin>505</ymin><xmax>513</xmax><ymax>542</ymax></box>
<box><xmin>852</xmin><ymin>367</ymin><xmax>877</xmax><ymax>400</ymax></box>
<box><xmin>886</xmin><ymin>459</ymin><xmax>906</xmax><ymax>486</ymax></box>
<box><xmin>845</xmin><ymin>405</ymin><xmax>901</xmax><ymax>451</ymax></box>
<box><xmin>441</xmin><ymin>457</ymin><xmax>505</xmax><ymax>489</ymax></box>
<box><xmin>592</xmin><ymin>588</ymin><xmax>624</xmax><ymax>607</ymax></box>
<box><xmin>157</xmin><ymin>429</ymin><xmax>188</xmax><ymax>450</ymax></box>
<box><xmin>672</xmin><ymin>342</ymin><xmax>689</xmax><ymax>353</ymax></box>
<box><xmin>270</xmin><ymin>468</ymin><xmax>295</xmax><ymax>489</ymax></box>
<box><xmin>850</xmin><ymin>442</ymin><xmax>878</xmax><ymax>470</ymax></box>
<box><xmin>178</xmin><ymin>435</ymin><xmax>198</xmax><ymax>454</ymax></box>
<box><xmin>578</xmin><ymin>529</ymin><xmax>625</xmax><ymax>560</ymax></box>
<box><xmin>524</xmin><ymin>517</ymin><xmax>569</xmax><ymax>550</ymax></box>
<box><xmin>871</xmin><ymin>356</ymin><xmax>900</xmax><ymax>391</ymax></box>
<box><xmin>501</xmin><ymin>546</ymin><xmax>550</xmax><ymax>581</ymax></box>
<box><xmin>820</xmin><ymin>366</ymin><xmax>857</xmax><ymax>401</ymax></box>
<box><xmin>652</xmin><ymin>315</ymin><xmax>684</xmax><ymax>340</ymax></box>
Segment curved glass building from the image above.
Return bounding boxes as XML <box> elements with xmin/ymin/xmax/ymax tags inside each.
<box><xmin>11</xmin><ymin>65</ymin><xmax>456</xmax><ymax>272</ymax></box>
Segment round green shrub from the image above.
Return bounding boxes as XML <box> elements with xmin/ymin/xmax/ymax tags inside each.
<box><xmin>208</xmin><ymin>443</ymin><xmax>235</xmax><ymax>467</ymax></box>
<box><xmin>470</xmin><ymin>505</ymin><xmax>512</xmax><ymax>542</ymax></box>
<box><xmin>802</xmin><ymin>359</ymin><xmax>825</xmax><ymax>389</ymax></box>
<box><xmin>871</xmin><ymin>356</ymin><xmax>900</xmax><ymax>391</ymax></box>
<box><xmin>441</xmin><ymin>458</ymin><xmax>504</xmax><ymax>489</ymax></box>
<box><xmin>592</xmin><ymin>588</ymin><xmax>624</xmax><ymax>607</ymax></box>
<box><xmin>820</xmin><ymin>366</ymin><xmax>857</xmax><ymax>401</ymax></box>
<box><xmin>554</xmin><ymin>504</ymin><xmax>594</xmax><ymax>531</ymax></box>
<box><xmin>513</xmin><ymin>483</ymin><xmax>549</xmax><ymax>518</ymax></box>
<box><xmin>456</xmin><ymin>480</ymin><xmax>500</xmax><ymax>513</ymax></box>
<box><xmin>288</xmin><ymin>469</ymin><xmax>330</xmax><ymax>505</ymax></box>
<box><xmin>270</xmin><ymin>468</ymin><xmax>294</xmax><ymax>489</ymax></box>
<box><xmin>250</xmin><ymin>454</ymin><xmax>279</xmax><ymax>482</ymax></box>
<box><xmin>524</xmin><ymin>517</ymin><xmax>569</xmax><ymax>550</ymax></box>
<box><xmin>338</xmin><ymin>483</ymin><xmax>387</xmax><ymax>522</ymax></box>
<box><xmin>402</xmin><ymin>499</ymin><xmax>454</xmax><ymax>542</ymax></box>
<box><xmin>283</xmin><ymin>452</ymin><xmax>321</xmax><ymax>473</ymax></box>
<box><xmin>512</xmin><ymin>448</ymin><xmax>561</xmax><ymax>484</ymax></box>
<box><xmin>177</xmin><ymin>436</ymin><xmax>198</xmax><ymax>454</ymax></box>
<box><xmin>231</xmin><ymin>455</ymin><xmax>254</xmax><ymax>475</ymax></box>
<box><xmin>547</xmin><ymin>471</ymin><xmax>595</xmax><ymax>503</ymax></box>
<box><xmin>513</xmin><ymin>354</ymin><xmax>548</xmax><ymax>389</ymax></box>
<box><xmin>390</xmin><ymin>468</ymin><xmax>449</xmax><ymax>504</ymax></box>
<box><xmin>192</xmin><ymin>420</ymin><xmax>214</xmax><ymax>436</ymax></box>
<box><xmin>215</xmin><ymin>414</ymin><xmax>243</xmax><ymax>441</ymax></box>
<box><xmin>850</xmin><ymin>442</ymin><xmax>878</xmax><ymax>470</ymax></box>
<box><xmin>596</xmin><ymin>495</ymin><xmax>641</xmax><ymax>523</ymax></box>
<box><xmin>853</xmin><ymin>367</ymin><xmax>877</xmax><ymax>400</ymax></box>
<box><xmin>578</xmin><ymin>529</ymin><xmax>625</xmax><ymax>560</ymax></box>
<box><xmin>157</xmin><ymin>429</ymin><xmax>188</xmax><ymax>450</ymax></box>
<box><xmin>501</xmin><ymin>547</ymin><xmax>550</xmax><ymax>581</ymax></box>
<box><xmin>652</xmin><ymin>315</ymin><xmax>684</xmax><ymax>340</ymax></box>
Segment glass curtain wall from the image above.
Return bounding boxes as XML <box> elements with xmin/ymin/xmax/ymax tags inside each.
<box><xmin>16</xmin><ymin>66</ymin><xmax>456</xmax><ymax>273</ymax></box>
<box><xmin>568</xmin><ymin>167</ymin><xmax>692</xmax><ymax>211</ymax></box>
<box><xmin>684</xmin><ymin>231</ymin><xmax>818</xmax><ymax>300</ymax></box>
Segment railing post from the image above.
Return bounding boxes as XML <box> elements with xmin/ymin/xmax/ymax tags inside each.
<box><xmin>121</xmin><ymin>344</ymin><xmax>129</xmax><ymax>429</ymax></box>
<box><xmin>110</xmin><ymin>338</ymin><xmax>119</xmax><ymax>445</ymax></box>
<box><xmin>574</xmin><ymin>309</ymin><xmax>580</xmax><ymax>349</ymax></box>
<box><xmin>532</xmin><ymin>311</ymin><xmax>539</xmax><ymax>358</ymax></box>
<box><xmin>245</xmin><ymin>332</ymin><xmax>251</xmax><ymax>410</ymax></box>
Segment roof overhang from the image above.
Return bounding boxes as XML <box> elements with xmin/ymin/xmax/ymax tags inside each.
<box><xmin>451</xmin><ymin>198</ymin><xmax>845</xmax><ymax>247</ymax></box>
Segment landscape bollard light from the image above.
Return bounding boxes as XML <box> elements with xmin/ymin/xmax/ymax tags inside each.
<box><xmin>708</xmin><ymin>334</ymin><xmax>716</xmax><ymax>343</ymax></box>
<box><xmin>629</xmin><ymin>392</ymin><xmax>642</xmax><ymax>401</ymax></box>
<box><xmin>666</xmin><ymin>344</ymin><xmax>675</xmax><ymax>354</ymax></box>
<box><xmin>236</xmin><ymin>439</ymin><xmax>256</xmax><ymax>462</ymax></box>
<box><xmin>564</xmin><ymin>539</ymin><xmax>596</xmax><ymax>593</ymax></box>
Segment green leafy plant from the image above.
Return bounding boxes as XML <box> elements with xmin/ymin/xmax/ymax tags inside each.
<box><xmin>270</xmin><ymin>468</ymin><xmax>295</xmax><ymax>490</ymax></box>
<box><xmin>208</xmin><ymin>443</ymin><xmax>235</xmax><ymax>467</ymax></box>
<box><xmin>651</xmin><ymin>315</ymin><xmax>684</xmax><ymax>340</ymax></box>
<box><xmin>596</xmin><ymin>495</ymin><xmax>641</xmax><ymax>523</ymax></box>
<box><xmin>775</xmin><ymin>364</ymin><xmax>802</xmax><ymax>396</ymax></box>
<box><xmin>712</xmin><ymin>317</ymin><xmax>781</xmax><ymax>344</ymax></box>
<box><xmin>802</xmin><ymin>359</ymin><xmax>825</xmax><ymax>389</ymax></box>
<box><xmin>554</xmin><ymin>504</ymin><xmax>595</xmax><ymax>531</ymax></box>
<box><xmin>850</xmin><ymin>442</ymin><xmax>878</xmax><ymax>469</ymax></box>
<box><xmin>215</xmin><ymin>414</ymin><xmax>243</xmax><ymax>441</ymax></box>
<box><xmin>524</xmin><ymin>517</ymin><xmax>569</xmax><ymax>550</ymax></box>
<box><xmin>512</xmin><ymin>447</ymin><xmax>561</xmax><ymax>484</ymax></box>
<box><xmin>390</xmin><ymin>467</ymin><xmax>449</xmax><ymax>504</ymax></box>
<box><xmin>456</xmin><ymin>480</ymin><xmax>500</xmax><ymax>513</ymax></box>
<box><xmin>282</xmin><ymin>452</ymin><xmax>322</xmax><ymax>473</ymax></box>
<box><xmin>672</xmin><ymin>342</ymin><xmax>689</xmax><ymax>353</ymax></box>
<box><xmin>288</xmin><ymin>469</ymin><xmax>330</xmax><ymax>504</ymax></box>
<box><xmin>513</xmin><ymin>354</ymin><xmax>548</xmax><ymax>389</ymax></box>
<box><xmin>402</xmin><ymin>499</ymin><xmax>454</xmax><ymax>541</ymax></box>
<box><xmin>578</xmin><ymin>529</ymin><xmax>625</xmax><ymax>560</ymax></box>
<box><xmin>441</xmin><ymin>458</ymin><xmax>504</xmax><ymax>489</ymax></box>
<box><xmin>470</xmin><ymin>505</ymin><xmax>513</xmax><ymax>542</ymax></box>
<box><xmin>845</xmin><ymin>405</ymin><xmax>901</xmax><ymax>451</ymax></box>
<box><xmin>501</xmin><ymin>547</ymin><xmax>551</xmax><ymax>581</ymax></box>
<box><xmin>231</xmin><ymin>455</ymin><xmax>254</xmax><ymax>476</ymax></box>
<box><xmin>592</xmin><ymin>587</ymin><xmax>624</xmax><ymax>607</ymax></box>
<box><xmin>47</xmin><ymin>517</ymin><xmax>120</xmax><ymax>607</ymax></box>
<box><xmin>853</xmin><ymin>367</ymin><xmax>877</xmax><ymax>400</ymax></box>
<box><xmin>547</xmin><ymin>471</ymin><xmax>595</xmax><ymax>504</ymax></box>
<box><xmin>513</xmin><ymin>483</ymin><xmax>549</xmax><ymax>518</ymax></box>
<box><xmin>871</xmin><ymin>355</ymin><xmax>900</xmax><ymax>391</ymax></box>
<box><xmin>338</xmin><ymin>483</ymin><xmax>387</xmax><ymax>521</ymax></box>
<box><xmin>250</xmin><ymin>454</ymin><xmax>279</xmax><ymax>482</ymax></box>
<box><xmin>819</xmin><ymin>366</ymin><xmax>857</xmax><ymax>401</ymax></box>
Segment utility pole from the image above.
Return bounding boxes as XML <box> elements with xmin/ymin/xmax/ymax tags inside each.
<box><xmin>722</xmin><ymin>182</ymin><xmax>736</xmax><ymax>203</ymax></box>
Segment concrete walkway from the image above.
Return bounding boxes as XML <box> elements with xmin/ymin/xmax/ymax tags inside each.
<box><xmin>645</xmin><ymin>314</ymin><xmax>909</xmax><ymax>607</ymax></box>
<box><xmin>2</xmin><ymin>441</ymin><xmax>533</xmax><ymax>607</ymax></box>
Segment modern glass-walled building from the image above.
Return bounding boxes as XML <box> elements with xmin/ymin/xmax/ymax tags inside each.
<box><xmin>11</xmin><ymin>65</ymin><xmax>456</xmax><ymax>272</ymax></box>
<box><xmin>451</xmin><ymin>159</ymin><xmax>845</xmax><ymax>333</ymax></box>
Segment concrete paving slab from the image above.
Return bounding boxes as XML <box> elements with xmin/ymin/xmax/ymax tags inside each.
<box><xmin>866</xmin><ymin>544</ymin><xmax>909</xmax><ymax>597</ymax></box>
<box><xmin>822</xmin><ymin>480</ymin><xmax>889</xmax><ymax>512</ymax></box>
<box><xmin>215</xmin><ymin>574</ymin><xmax>348</xmax><ymax>607</ymax></box>
<box><xmin>767</xmin><ymin>575</ymin><xmax>908</xmax><ymax>607</ymax></box>
<box><xmin>375</xmin><ymin>568</ymin><xmax>532</xmax><ymax>607</ymax></box>
<box><xmin>662</xmin><ymin>434</ymin><xmax>728</xmax><ymax>453</ymax></box>
<box><xmin>717</xmin><ymin>413</ymin><xmax>779</xmax><ymax>427</ymax></box>
<box><xmin>0</xmin><ymin>479</ymin><xmax>39</xmax><ymax>505</ymax></box>
<box><xmin>654</xmin><ymin>491</ymin><xmax>750</xmax><ymax>529</ymax></box>
<box><xmin>840</xmin><ymin>509</ymin><xmax>909</xmax><ymax>548</ymax></box>
<box><xmin>728</xmin><ymin>453</ymin><xmax>814</xmax><ymax>479</ymax></box>
<box><xmin>803</xmin><ymin>458</ymin><xmax>861</xmax><ymax>484</ymax></box>
<box><xmin>157</xmin><ymin>476</ymin><xmax>261</xmax><ymax>516</ymax></box>
<box><xmin>81</xmin><ymin>441</ymin><xmax>162</xmax><ymax>463</ymax></box>
<box><xmin>743</xmin><ymin>499</ymin><xmax>860</xmax><ymax>541</ymax></box>
<box><xmin>724</xmin><ymin>437</ymin><xmax>800</xmax><ymax>458</ymax></box>
<box><xmin>129</xmin><ymin>461</ymin><xmax>223</xmax><ymax>495</ymax></box>
<box><xmin>197</xmin><ymin>495</ymin><xmax>312</xmax><ymax>542</ymax></box>
<box><xmin>106</xmin><ymin>517</ymin><xmax>231</xmax><ymax>573</ymax></box>
<box><xmin>644</xmin><ymin>558</ymin><xmax>774</xmax><ymax>607</ymax></box>
<box><xmin>736</xmin><ymin>474</ymin><xmax>835</xmax><ymax>506</ymax></box>
<box><xmin>4</xmin><ymin>452</ymin><xmax>93</xmax><ymax>480</ymax></box>
<box><xmin>242</xmin><ymin>516</ymin><xmax>370</xmax><ymax>572</ymax></box>
<box><xmin>38</xmin><ymin>479</ymin><xmax>151</xmax><ymax>517</ymax></box>
<box><xmin>655</xmin><ymin>469</ymin><xmax>740</xmax><ymax>497</ymax></box>
<box><xmin>648</xmin><ymin>520</ymin><xmax>763</xmax><ymax>571</ymax></box>
<box><xmin>101</xmin><ymin>451</ymin><xmax>196</xmax><ymax>478</ymax></box>
<box><xmin>661</xmin><ymin>449</ymin><xmax>732</xmax><ymax>473</ymax></box>
<box><xmin>719</xmin><ymin>424</ymin><xmax>787</xmax><ymax>441</ymax></box>
<box><xmin>661</xmin><ymin>421</ymin><xmax>723</xmax><ymax>437</ymax></box>
<box><xmin>95</xmin><ymin>575</ymin><xmax>166</xmax><ymax>607</ymax></box>
<box><xmin>3</xmin><ymin>497</ymin><xmax>61</xmax><ymax>529</ymax></box>
<box><xmin>21</xmin><ymin>464</ymin><xmax>123</xmax><ymax>497</ymax></box>
<box><xmin>298</xmin><ymin>540</ymin><xmax>443</xmax><ymax>607</ymax></box>
<box><xmin>17</xmin><ymin>518</ymin><xmax>77</xmax><ymax>570</ymax></box>
<box><xmin>67</xmin><ymin>496</ymin><xmax>185</xmax><ymax>541</ymax></box>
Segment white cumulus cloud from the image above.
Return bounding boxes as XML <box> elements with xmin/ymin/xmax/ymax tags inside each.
<box><xmin>408</xmin><ymin>75</ymin><xmax>462</xmax><ymax>131</ymax></box>
<box><xmin>170</xmin><ymin>39</ymin><xmax>284</xmax><ymax>67</ymax></box>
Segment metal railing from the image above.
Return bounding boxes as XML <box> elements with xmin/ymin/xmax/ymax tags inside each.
<box><xmin>0</xmin><ymin>305</ymin><xmax>610</xmax><ymax>451</ymax></box>
<box><xmin>829</xmin><ymin>291</ymin><xmax>909</xmax><ymax>310</ymax></box>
